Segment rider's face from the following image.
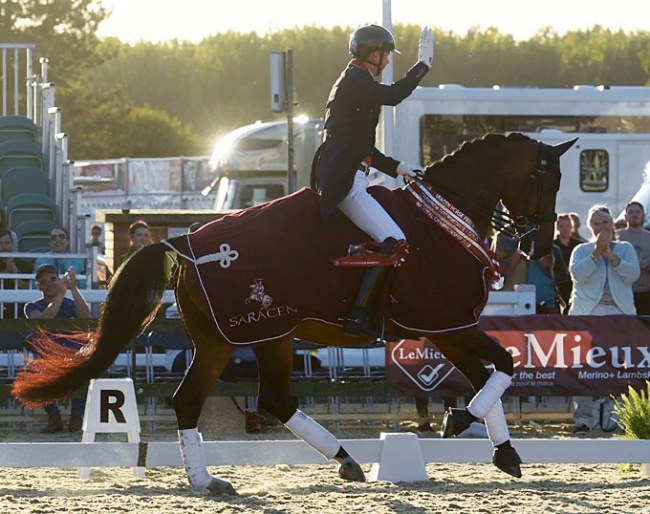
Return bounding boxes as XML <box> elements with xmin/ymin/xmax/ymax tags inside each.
<box><xmin>379</xmin><ymin>52</ymin><xmax>389</xmax><ymax>72</ymax></box>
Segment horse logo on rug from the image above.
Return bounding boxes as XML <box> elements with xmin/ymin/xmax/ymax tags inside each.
<box><xmin>245</xmin><ymin>279</ymin><xmax>273</xmax><ymax>309</ymax></box>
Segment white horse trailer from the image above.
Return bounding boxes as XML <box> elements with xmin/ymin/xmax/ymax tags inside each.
<box><xmin>391</xmin><ymin>85</ymin><xmax>650</xmax><ymax>224</ymax></box>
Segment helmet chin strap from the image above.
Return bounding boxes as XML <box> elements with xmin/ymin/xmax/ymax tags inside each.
<box><xmin>361</xmin><ymin>50</ymin><xmax>384</xmax><ymax>77</ymax></box>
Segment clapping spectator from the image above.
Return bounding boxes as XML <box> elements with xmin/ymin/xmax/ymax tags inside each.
<box><xmin>568</xmin><ymin>205</ymin><xmax>640</xmax><ymax>435</ymax></box>
<box><xmin>25</xmin><ymin>264</ymin><xmax>91</xmax><ymax>432</ymax></box>
<box><xmin>33</xmin><ymin>226</ymin><xmax>86</xmax><ymax>289</ymax></box>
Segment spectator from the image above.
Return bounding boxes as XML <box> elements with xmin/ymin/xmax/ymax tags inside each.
<box><xmin>0</xmin><ymin>227</ymin><xmax>31</xmax><ymax>318</ymax></box>
<box><xmin>568</xmin><ymin>204</ymin><xmax>640</xmax><ymax>435</ymax></box>
<box><xmin>33</xmin><ymin>226</ymin><xmax>86</xmax><ymax>289</ymax></box>
<box><xmin>0</xmin><ymin>208</ymin><xmax>18</xmax><ymax>251</ymax></box>
<box><xmin>118</xmin><ymin>220</ymin><xmax>150</xmax><ymax>268</ymax></box>
<box><xmin>25</xmin><ymin>264</ymin><xmax>91</xmax><ymax>432</ymax></box>
<box><xmin>554</xmin><ymin>213</ymin><xmax>582</xmax><ymax>313</ymax></box>
<box><xmin>616</xmin><ymin>201</ymin><xmax>650</xmax><ymax>315</ymax></box>
<box><xmin>491</xmin><ymin>229</ymin><xmax>528</xmax><ymax>291</ymax></box>
<box><xmin>569</xmin><ymin>212</ymin><xmax>588</xmax><ymax>243</ymax></box>
<box><xmin>89</xmin><ymin>224</ymin><xmax>105</xmax><ymax>254</ymax></box>
<box><xmin>526</xmin><ymin>247</ymin><xmax>567</xmax><ymax>314</ymax></box>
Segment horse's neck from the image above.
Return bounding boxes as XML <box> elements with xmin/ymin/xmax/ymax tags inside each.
<box><xmin>428</xmin><ymin>175</ymin><xmax>497</xmax><ymax>240</ymax></box>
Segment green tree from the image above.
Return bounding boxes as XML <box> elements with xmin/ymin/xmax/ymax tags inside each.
<box><xmin>117</xmin><ymin>105</ymin><xmax>202</xmax><ymax>158</ymax></box>
<box><xmin>7</xmin><ymin>11</ymin><xmax>650</xmax><ymax>159</ymax></box>
<box><xmin>0</xmin><ymin>0</ymin><xmax>109</xmax><ymax>84</ymax></box>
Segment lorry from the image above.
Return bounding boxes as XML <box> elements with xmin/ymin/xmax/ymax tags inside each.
<box><xmin>208</xmin><ymin>86</ymin><xmax>650</xmax><ymax>224</ymax></box>
<box><xmin>206</xmin><ymin>117</ymin><xmax>324</xmax><ymax>210</ymax></box>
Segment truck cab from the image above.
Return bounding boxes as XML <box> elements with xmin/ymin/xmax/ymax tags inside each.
<box><xmin>209</xmin><ymin>117</ymin><xmax>324</xmax><ymax>210</ymax></box>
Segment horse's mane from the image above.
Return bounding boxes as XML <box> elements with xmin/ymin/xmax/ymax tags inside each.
<box><xmin>424</xmin><ymin>132</ymin><xmax>534</xmax><ymax>175</ymax></box>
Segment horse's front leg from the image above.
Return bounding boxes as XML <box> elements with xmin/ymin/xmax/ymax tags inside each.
<box><xmin>253</xmin><ymin>339</ymin><xmax>366</xmax><ymax>482</ymax></box>
<box><xmin>434</xmin><ymin>328</ymin><xmax>522</xmax><ymax>478</ymax></box>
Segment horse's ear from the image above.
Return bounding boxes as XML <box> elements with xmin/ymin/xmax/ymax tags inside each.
<box><xmin>552</xmin><ymin>137</ymin><xmax>578</xmax><ymax>157</ymax></box>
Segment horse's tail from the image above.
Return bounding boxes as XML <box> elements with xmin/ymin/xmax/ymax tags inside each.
<box><xmin>12</xmin><ymin>237</ymin><xmax>186</xmax><ymax>407</ymax></box>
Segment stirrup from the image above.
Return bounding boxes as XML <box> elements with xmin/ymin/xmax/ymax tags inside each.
<box><xmin>343</xmin><ymin>314</ymin><xmax>400</xmax><ymax>343</ymax></box>
<box><xmin>332</xmin><ymin>239</ymin><xmax>409</xmax><ymax>267</ymax></box>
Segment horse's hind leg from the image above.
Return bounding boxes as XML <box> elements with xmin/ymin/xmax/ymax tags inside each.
<box><xmin>434</xmin><ymin>328</ymin><xmax>522</xmax><ymax>478</ymax></box>
<box><xmin>172</xmin><ymin>285</ymin><xmax>238</xmax><ymax>495</ymax></box>
<box><xmin>253</xmin><ymin>338</ymin><xmax>366</xmax><ymax>482</ymax></box>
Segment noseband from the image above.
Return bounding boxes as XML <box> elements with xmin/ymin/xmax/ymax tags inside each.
<box><xmin>494</xmin><ymin>142</ymin><xmax>560</xmax><ymax>241</ymax></box>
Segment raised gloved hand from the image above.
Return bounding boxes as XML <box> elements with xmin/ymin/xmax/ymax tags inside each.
<box><xmin>397</xmin><ymin>162</ymin><xmax>424</xmax><ymax>179</ymax></box>
<box><xmin>418</xmin><ymin>26</ymin><xmax>434</xmax><ymax>67</ymax></box>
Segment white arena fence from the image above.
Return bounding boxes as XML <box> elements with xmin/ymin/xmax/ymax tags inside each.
<box><xmin>0</xmin><ymin>439</ymin><xmax>648</xmax><ymax>474</ymax></box>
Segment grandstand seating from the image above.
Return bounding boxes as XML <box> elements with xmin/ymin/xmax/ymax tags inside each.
<box><xmin>5</xmin><ymin>193</ymin><xmax>57</xmax><ymax>228</ymax></box>
<box><xmin>0</xmin><ymin>140</ymin><xmax>43</xmax><ymax>177</ymax></box>
<box><xmin>0</xmin><ymin>115</ymin><xmax>37</xmax><ymax>144</ymax></box>
<box><xmin>0</xmin><ymin>166</ymin><xmax>50</xmax><ymax>204</ymax></box>
<box><xmin>14</xmin><ymin>219</ymin><xmax>56</xmax><ymax>252</ymax></box>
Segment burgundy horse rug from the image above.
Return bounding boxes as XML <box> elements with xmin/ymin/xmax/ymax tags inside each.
<box><xmin>185</xmin><ymin>184</ymin><xmax>499</xmax><ymax>344</ymax></box>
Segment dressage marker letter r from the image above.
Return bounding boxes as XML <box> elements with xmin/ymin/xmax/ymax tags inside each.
<box><xmin>100</xmin><ymin>389</ymin><xmax>127</xmax><ymax>423</ymax></box>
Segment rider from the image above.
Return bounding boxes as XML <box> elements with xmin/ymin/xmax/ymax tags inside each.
<box><xmin>314</xmin><ymin>24</ymin><xmax>434</xmax><ymax>341</ymax></box>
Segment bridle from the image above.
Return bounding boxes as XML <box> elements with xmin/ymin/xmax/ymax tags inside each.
<box><xmin>492</xmin><ymin>142</ymin><xmax>560</xmax><ymax>241</ymax></box>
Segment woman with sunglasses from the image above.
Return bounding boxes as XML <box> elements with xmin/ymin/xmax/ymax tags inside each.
<box><xmin>32</xmin><ymin>226</ymin><xmax>86</xmax><ymax>289</ymax></box>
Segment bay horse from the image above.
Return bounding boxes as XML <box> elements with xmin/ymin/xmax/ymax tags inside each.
<box><xmin>13</xmin><ymin>133</ymin><xmax>576</xmax><ymax>495</ymax></box>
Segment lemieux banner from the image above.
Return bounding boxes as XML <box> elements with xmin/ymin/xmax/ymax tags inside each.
<box><xmin>386</xmin><ymin>315</ymin><xmax>650</xmax><ymax>397</ymax></box>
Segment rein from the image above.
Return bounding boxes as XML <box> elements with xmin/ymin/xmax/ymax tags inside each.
<box><xmin>405</xmin><ymin>180</ymin><xmax>501</xmax><ymax>285</ymax></box>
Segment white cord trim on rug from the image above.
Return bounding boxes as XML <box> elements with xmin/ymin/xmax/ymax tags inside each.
<box><xmin>163</xmin><ymin>239</ymin><xmax>239</xmax><ymax>268</ymax></box>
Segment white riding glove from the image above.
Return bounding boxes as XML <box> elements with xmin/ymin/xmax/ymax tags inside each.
<box><xmin>397</xmin><ymin>162</ymin><xmax>424</xmax><ymax>179</ymax></box>
<box><xmin>418</xmin><ymin>26</ymin><xmax>434</xmax><ymax>67</ymax></box>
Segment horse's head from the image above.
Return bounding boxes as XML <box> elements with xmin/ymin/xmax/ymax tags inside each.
<box><xmin>499</xmin><ymin>136</ymin><xmax>577</xmax><ymax>260</ymax></box>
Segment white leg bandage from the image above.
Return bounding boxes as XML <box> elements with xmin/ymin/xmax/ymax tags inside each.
<box><xmin>483</xmin><ymin>401</ymin><xmax>510</xmax><ymax>446</ymax></box>
<box><xmin>285</xmin><ymin>410</ymin><xmax>340</xmax><ymax>460</ymax></box>
<box><xmin>467</xmin><ymin>371</ymin><xmax>512</xmax><ymax>419</ymax></box>
<box><xmin>178</xmin><ymin>428</ymin><xmax>213</xmax><ymax>490</ymax></box>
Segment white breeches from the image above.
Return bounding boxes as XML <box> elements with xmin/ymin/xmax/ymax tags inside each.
<box><xmin>337</xmin><ymin>171</ymin><xmax>405</xmax><ymax>242</ymax></box>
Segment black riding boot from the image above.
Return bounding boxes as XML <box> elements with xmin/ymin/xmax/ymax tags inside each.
<box><xmin>343</xmin><ymin>238</ymin><xmax>399</xmax><ymax>342</ymax></box>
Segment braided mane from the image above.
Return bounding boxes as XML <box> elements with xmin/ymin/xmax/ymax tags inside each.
<box><xmin>424</xmin><ymin>132</ymin><xmax>534</xmax><ymax>175</ymax></box>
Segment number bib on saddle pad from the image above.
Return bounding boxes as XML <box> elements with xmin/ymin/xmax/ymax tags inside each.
<box><xmin>186</xmin><ymin>187</ymin><xmax>492</xmax><ymax>344</ymax></box>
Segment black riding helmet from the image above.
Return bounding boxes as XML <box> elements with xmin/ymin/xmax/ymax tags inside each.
<box><xmin>349</xmin><ymin>24</ymin><xmax>400</xmax><ymax>76</ymax></box>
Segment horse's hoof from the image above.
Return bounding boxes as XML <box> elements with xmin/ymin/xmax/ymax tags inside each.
<box><xmin>440</xmin><ymin>408</ymin><xmax>472</xmax><ymax>438</ymax></box>
<box><xmin>207</xmin><ymin>478</ymin><xmax>239</xmax><ymax>496</ymax></box>
<box><xmin>492</xmin><ymin>446</ymin><xmax>523</xmax><ymax>478</ymax></box>
<box><xmin>338</xmin><ymin>459</ymin><xmax>366</xmax><ymax>482</ymax></box>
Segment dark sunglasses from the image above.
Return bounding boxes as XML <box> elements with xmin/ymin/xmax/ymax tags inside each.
<box><xmin>50</xmin><ymin>234</ymin><xmax>67</xmax><ymax>240</ymax></box>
